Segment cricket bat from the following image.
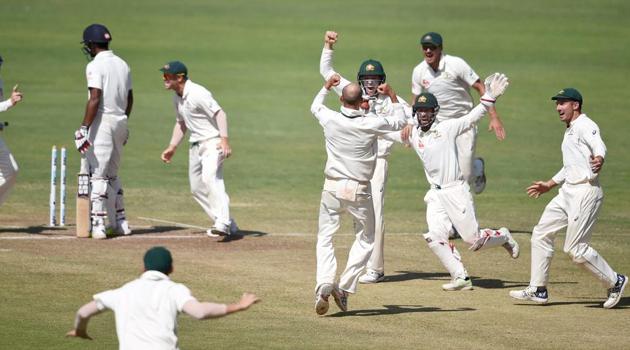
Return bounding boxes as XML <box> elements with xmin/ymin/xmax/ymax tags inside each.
<box><xmin>76</xmin><ymin>156</ymin><xmax>91</xmax><ymax>238</ymax></box>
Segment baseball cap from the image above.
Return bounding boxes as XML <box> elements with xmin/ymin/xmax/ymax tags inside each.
<box><xmin>420</xmin><ymin>32</ymin><xmax>443</xmax><ymax>47</ymax></box>
<box><xmin>551</xmin><ymin>88</ymin><xmax>582</xmax><ymax>104</ymax></box>
<box><xmin>82</xmin><ymin>24</ymin><xmax>112</xmax><ymax>44</ymax></box>
<box><xmin>414</xmin><ymin>93</ymin><xmax>439</xmax><ymax>109</ymax></box>
<box><xmin>143</xmin><ymin>246</ymin><xmax>173</xmax><ymax>274</ymax></box>
<box><xmin>160</xmin><ymin>61</ymin><xmax>188</xmax><ymax>76</ymax></box>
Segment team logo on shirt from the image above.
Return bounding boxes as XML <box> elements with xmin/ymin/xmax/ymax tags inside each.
<box><xmin>366</xmin><ymin>64</ymin><xmax>375</xmax><ymax>71</ymax></box>
<box><xmin>421</xmin><ymin>79</ymin><xmax>431</xmax><ymax>88</ymax></box>
<box><xmin>417</xmin><ymin>140</ymin><xmax>424</xmax><ymax>149</ymax></box>
<box><xmin>592</xmin><ymin>130</ymin><xmax>597</xmax><ymax>135</ymax></box>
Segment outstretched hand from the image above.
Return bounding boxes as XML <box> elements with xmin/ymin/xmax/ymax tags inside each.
<box><xmin>526</xmin><ymin>180</ymin><xmax>555</xmax><ymax>198</ymax></box>
<box><xmin>238</xmin><ymin>293</ymin><xmax>260</xmax><ymax>311</ymax></box>
<box><xmin>483</xmin><ymin>73</ymin><xmax>509</xmax><ymax>100</ymax></box>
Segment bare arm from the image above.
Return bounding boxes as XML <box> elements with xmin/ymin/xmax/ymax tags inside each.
<box><xmin>82</xmin><ymin>88</ymin><xmax>102</xmax><ymax>127</ymax></box>
<box><xmin>125</xmin><ymin>90</ymin><xmax>133</xmax><ymax>118</ymax></box>
<box><xmin>161</xmin><ymin>120</ymin><xmax>187</xmax><ymax>163</ymax></box>
<box><xmin>214</xmin><ymin>109</ymin><xmax>231</xmax><ymax>158</ymax></box>
<box><xmin>182</xmin><ymin>293</ymin><xmax>259</xmax><ymax>320</ymax></box>
<box><xmin>472</xmin><ymin>80</ymin><xmax>505</xmax><ymax>140</ymax></box>
<box><xmin>66</xmin><ymin>301</ymin><xmax>103</xmax><ymax>340</ymax></box>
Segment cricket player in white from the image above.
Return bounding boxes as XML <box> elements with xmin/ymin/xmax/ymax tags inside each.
<box><xmin>0</xmin><ymin>59</ymin><xmax>23</xmax><ymax>207</ymax></box>
<box><xmin>67</xmin><ymin>246</ymin><xmax>259</xmax><ymax>349</ymax></box>
<box><xmin>160</xmin><ymin>61</ymin><xmax>238</xmax><ymax>237</ymax></box>
<box><xmin>311</xmin><ymin>74</ymin><xmax>407</xmax><ymax>315</ymax></box>
<box><xmin>74</xmin><ymin>24</ymin><xmax>133</xmax><ymax>239</ymax></box>
<box><xmin>320</xmin><ymin>31</ymin><xmax>412</xmax><ymax>284</ymax></box>
<box><xmin>409</xmin><ymin>32</ymin><xmax>506</xmax><ymax>194</ymax></box>
<box><xmin>384</xmin><ymin>74</ymin><xmax>518</xmax><ymax>291</ymax></box>
<box><xmin>510</xmin><ymin>88</ymin><xmax>627</xmax><ymax>308</ymax></box>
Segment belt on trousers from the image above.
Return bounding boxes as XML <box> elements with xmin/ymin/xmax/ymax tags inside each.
<box><xmin>430</xmin><ymin>180</ymin><xmax>463</xmax><ymax>190</ymax></box>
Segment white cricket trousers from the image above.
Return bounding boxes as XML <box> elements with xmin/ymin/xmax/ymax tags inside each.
<box><xmin>86</xmin><ymin>114</ymin><xmax>128</xmax><ymax>227</ymax></box>
<box><xmin>0</xmin><ymin>137</ymin><xmax>18</xmax><ymax>206</ymax></box>
<box><xmin>456</xmin><ymin>125</ymin><xmax>477</xmax><ymax>183</ymax></box>
<box><xmin>530</xmin><ymin>183</ymin><xmax>617</xmax><ymax>288</ymax></box>
<box><xmin>423</xmin><ymin>181</ymin><xmax>509</xmax><ymax>279</ymax></box>
<box><xmin>316</xmin><ymin>179</ymin><xmax>375</xmax><ymax>294</ymax></box>
<box><xmin>365</xmin><ymin>157</ymin><xmax>388</xmax><ymax>274</ymax></box>
<box><xmin>188</xmin><ymin>138</ymin><xmax>231</xmax><ymax>230</ymax></box>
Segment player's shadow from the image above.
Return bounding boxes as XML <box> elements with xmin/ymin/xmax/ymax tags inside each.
<box><xmin>0</xmin><ymin>226</ymin><xmax>68</xmax><ymax>235</ymax></box>
<box><xmin>216</xmin><ymin>230</ymin><xmax>268</xmax><ymax>243</ymax></box>
<box><xmin>472</xmin><ymin>278</ymin><xmax>530</xmax><ymax>289</ymax></box>
<box><xmin>124</xmin><ymin>226</ymin><xmax>187</xmax><ymax>235</ymax></box>
<box><xmin>328</xmin><ymin>304</ymin><xmax>476</xmax><ymax>317</ymax></box>
<box><xmin>383</xmin><ymin>271</ymin><xmax>451</xmax><ymax>283</ymax></box>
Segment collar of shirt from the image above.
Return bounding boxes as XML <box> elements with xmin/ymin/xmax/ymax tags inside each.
<box><xmin>141</xmin><ymin>270</ymin><xmax>171</xmax><ymax>281</ymax></box>
<box><xmin>181</xmin><ymin>79</ymin><xmax>192</xmax><ymax>99</ymax></box>
<box><xmin>568</xmin><ymin>113</ymin><xmax>585</xmax><ymax>128</ymax></box>
<box><xmin>340</xmin><ymin>106</ymin><xmax>364</xmax><ymax>118</ymax></box>
<box><xmin>93</xmin><ymin>50</ymin><xmax>114</xmax><ymax>61</ymax></box>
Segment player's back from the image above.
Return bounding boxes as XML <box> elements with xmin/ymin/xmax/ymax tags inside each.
<box><xmin>86</xmin><ymin>51</ymin><xmax>131</xmax><ymax>116</ymax></box>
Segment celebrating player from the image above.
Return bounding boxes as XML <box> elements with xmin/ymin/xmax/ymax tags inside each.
<box><xmin>408</xmin><ymin>32</ymin><xmax>506</xmax><ymax>195</ymax></box>
<box><xmin>160</xmin><ymin>61</ymin><xmax>238</xmax><ymax>237</ymax></box>
<box><xmin>383</xmin><ymin>73</ymin><xmax>518</xmax><ymax>291</ymax></box>
<box><xmin>67</xmin><ymin>246</ymin><xmax>260</xmax><ymax>348</ymax></box>
<box><xmin>0</xmin><ymin>55</ymin><xmax>23</xmax><ymax>208</ymax></box>
<box><xmin>509</xmin><ymin>88</ymin><xmax>627</xmax><ymax>308</ymax></box>
<box><xmin>311</xmin><ymin>74</ymin><xmax>407</xmax><ymax>315</ymax></box>
<box><xmin>74</xmin><ymin>24</ymin><xmax>133</xmax><ymax>238</ymax></box>
<box><xmin>320</xmin><ymin>31</ymin><xmax>412</xmax><ymax>284</ymax></box>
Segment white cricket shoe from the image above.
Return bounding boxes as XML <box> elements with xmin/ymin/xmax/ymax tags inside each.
<box><xmin>442</xmin><ymin>277</ymin><xmax>473</xmax><ymax>291</ymax></box>
<box><xmin>604</xmin><ymin>274</ymin><xmax>627</xmax><ymax>309</ymax></box>
<box><xmin>91</xmin><ymin>224</ymin><xmax>107</xmax><ymax>240</ymax></box>
<box><xmin>509</xmin><ymin>286</ymin><xmax>548</xmax><ymax>304</ymax></box>
<box><xmin>209</xmin><ymin>223</ymin><xmax>230</xmax><ymax>237</ymax></box>
<box><xmin>473</xmin><ymin>157</ymin><xmax>486</xmax><ymax>194</ymax></box>
<box><xmin>332</xmin><ymin>285</ymin><xmax>348</xmax><ymax>312</ymax></box>
<box><xmin>315</xmin><ymin>283</ymin><xmax>333</xmax><ymax>315</ymax></box>
<box><xmin>116</xmin><ymin>220</ymin><xmax>132</xmax><ymax>235</ymax></box>
<box><xmin>500</xmin><ymin>227</ymin><xmax>519</xmax><ymax>259</ymax></box>
<box><xmin>359</xmin><ymin>270</ymin><xmax>385</xmax><ymax>284</ymax></box>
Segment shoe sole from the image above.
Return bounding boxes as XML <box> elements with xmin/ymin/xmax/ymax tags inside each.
<box><xmin>210</xmin><ymin>229</ymin><xmax>230</xmax><ymax>237</ymax></box>
<box><xmin>315</xmin><ymin>284</ymin><xmax>333</xmax><ymax>315</ymax></box>
<box><xmin>359</xmin><ymin>274</ymin><xmax>385</xmax><ymax>284</ymax></box>
<box><xmin>604</xmin><ymin>276</ymin><xmax>627</xmax><ymax>309</ymax></box>
<box><xmin>332</xmin><ymin>289</ymin><xmax>348</xmax><ymax>312</ymax></box>
<box><xmin>442</xmin><ymin>285</ymin><xmax>473</xmax><ymax>291</ymax></box>
<box><xmin>509</xmin><ymin>291</ymin><xmax>548</xmax><ymax>304</ymax></box>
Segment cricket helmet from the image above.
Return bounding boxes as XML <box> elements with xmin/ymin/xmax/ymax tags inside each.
<box><xmin>413</xmin><ymin>93</ymin><xmax>440</xmax><ymax>131</ymax></box>
<box><xmin>82</xmin><ymin>24</ymin><xmax>112</xmax><ymax>44</ymax></box>
<box><xmin>357</xmin><ymin>59</ymin><xmax>386</xmax><ymax>98</ymax></box>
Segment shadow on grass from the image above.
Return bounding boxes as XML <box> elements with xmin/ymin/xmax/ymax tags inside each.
<box><xmin>0</xmin><ymin>226</ymin><xmax>68</xmax><ymax>235</ymax></box>
<box><xmin>128</xmin><ymin>226</ymin><xmax>188</xmax><ymax>235</ymax></box>
<box><xmin>216</xmin><ymin>230</ymin><xmax>268</xmax><ymax>243</ymax></box>
<box><xmin>328</xmin><ymin>305</ymin><xmax>476</xmax><ymax>317</ymax></box>
<box><xmin>383</xmin><ymin>271</ymin><xmax>451</xmax><ymax>283</ymax></box>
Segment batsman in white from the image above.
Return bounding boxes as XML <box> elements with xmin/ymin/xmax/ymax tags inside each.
<box><xmin>320</xmin><ymin>31</ymin><xmax>412</xmax><ymax>284</ymax></box>
<box><xmin>509</xmin><ymin>88</ymin><xmax>627</xmax><ymax>309</ymax></box>
<box><xmin>0</xmin><ymin>55</ymin><xmax>23</xmax><ymax>207</ymax></box>
<box><xmin>408</xmin><ymin>32</ymin><xmax>506</xmax><ymax>195</ymax></box>
<box><xmin>383</xmin><ymin>73</ymin><xmax>519</xmax><ymax>291</ymax></box>
<box><xmin>160</xmin><ymin>61</ymin><xmax>238</xmax><ymax>237</ymax></box>
<box><xmin>311</xmin><ymin>74</ymin><xmax>407</xmax><ymax>315</ymax></box>
<box><xmin>67</xmin><ymin>246</ymin><xmax>260</xmax><ymax>349</ymax></box>
<box><xmin>74</xmin><ymin>24</ymin><xmax>133</xmax><ymax>239</ymax></box>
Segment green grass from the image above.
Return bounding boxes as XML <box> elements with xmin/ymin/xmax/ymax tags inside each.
<box><xmin>1</xmin><ymin>0</ymin><xmax>630</xmax><ymax>349</ymax></box>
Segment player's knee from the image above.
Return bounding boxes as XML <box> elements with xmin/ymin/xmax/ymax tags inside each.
<box><xmin>566</xmin><ymin>243</ymin><xmax>590</xmax><ymax>263</ymax></box>
<box><xmin>90</xmin><ymin>177</ymin><xmax>109</xmax><ymax>199</ymax></box>
<box><xmin>423</xmin><ymin>232</ymin><xmax>442</xmax><ymax>244</ymax></box>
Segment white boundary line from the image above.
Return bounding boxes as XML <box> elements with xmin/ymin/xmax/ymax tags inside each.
<box><xmin>137</xmin><ymin>216</ymin><xmax>206</xmax><ymax>230</ymax></box>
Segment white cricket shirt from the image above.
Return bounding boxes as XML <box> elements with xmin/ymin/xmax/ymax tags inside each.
<box><xmin>93</xmin><ymin>270</ymin><xmax>195</xmax><ymax>350</ymax></box>
<box><xmin>0</xmin><ymin>99</ymin><xmax>12</xmax><ymax>112</ymax></box>
<box><xmin>411</xmin><ymin>53</ymin><xmax>479</xmax><ymax>121</ymax></box>
<box><xmin>386</xmin><ymin>104</ymin><xmax>487</xmax><ymax>187</ymax></box>
<box><xmin>310</xmin><ymin>87</ymin><xmax>407</xmax><ymax>182</ymax></box>
<box><xmin>173</xmin><ymin>80</ymin><xmax>223</xmax><ymax>143</ymax></box>
<box><xmin>86</xmin><ymin>50</ymin><xmax>132</xmax><ymax>116</ymax></box>
<box><xmin>552</xmin><ymin>114</ymin><xmax>606</xmax><ymax>185</ymax></box>
<box><xmin>319</xmin><ymin>48</ymin><xmax>412</xmax><ymax>157</ymax></box>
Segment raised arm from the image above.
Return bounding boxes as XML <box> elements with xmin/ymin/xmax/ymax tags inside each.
<box><xmin>320</xmin><ymin>31</ymin><xmax>351</xmax><ymax>96</ymax></box>
<box><xmin>452</xmin><ymin>73</ymin><xmax>509</xmax><ymax>137</ymax></box>
<box><xmin>182</xmin><ymin>293</ymin><xmax>259</xmax><ymax>320</ymax></box>
<box><xmin>472</xmin><ymin>80</ymin><xmax>505</xmax><ymax>140</ymax></box>
<box><xmin>0</xmin><ymin>85</ymin><xmax>22</xmax><ymax>112</ymax></box>
<box><xmin>310</xmin><ymin>74</ymin><xmax>340</xmax><ymax>124</ymax></box>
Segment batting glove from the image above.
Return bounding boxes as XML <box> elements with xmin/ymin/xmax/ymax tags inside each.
<box><xmin>74</xmin><ymin>126</ymin><xmax>91</xmax><ymax>154</ymax></box>
<box><xmin>481</xmin><ymin>73</ymin><xmax>509</xmax><ymax>107</ymax></box>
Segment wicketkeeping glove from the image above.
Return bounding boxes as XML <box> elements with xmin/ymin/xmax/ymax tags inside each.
<box><xmin>74</xmin><ymin>126</ymin><xmax>91</xmax><ymax>154</ymax></box>
<box><xmin>480</xmin><ymin>72</ymin><xmax>509</xmax><ymax>107</ymax></box>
